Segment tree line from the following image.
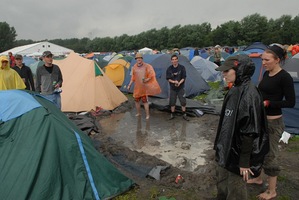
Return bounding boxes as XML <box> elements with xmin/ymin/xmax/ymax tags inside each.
<box><xmin>1</xmin><ymin>13</ymin><xmax>299</xmax><ymax>53</ymax></box>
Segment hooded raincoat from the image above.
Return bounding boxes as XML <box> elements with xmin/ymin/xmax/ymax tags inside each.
<box><xmin>214</xmin><ymin>55</ymin><xmax>269</xmax><ymax>177</ymax></box>
<box><xmin>130</xmin><ymin>62</ymin><xmax>161</xmax><ymax>98</ymax></box>
<box><xmin>0</xmin><ymin>56</ymin><xmax>26</xmax><ymax>90</ymax></box>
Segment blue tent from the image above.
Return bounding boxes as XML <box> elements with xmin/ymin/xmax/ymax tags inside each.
<box><xmin>282</xmin><ymin>58</ymin><xmax>299</xmax><ymax>134</ymax></box>
<box><xmin>243</xmin><ymin>42</ymin><xmax>268</xmax><ymax>53</ymax></box>
<box><xmin>120</xmin><ymin>54</ymin><xmax>210</xmax><ymax>99</ymax></box>
<box><xmin>190</xmin><ymin>56</ymin><xmax>222</xmax><ymax>82</ymax></box>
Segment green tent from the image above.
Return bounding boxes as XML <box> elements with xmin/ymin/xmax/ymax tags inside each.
<box><xmin>0</xmin><ymin>90</ymin><xmax>134</xmax><ymax>200</ymax></box>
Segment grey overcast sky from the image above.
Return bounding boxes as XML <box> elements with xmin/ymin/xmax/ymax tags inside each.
<box><xmin>2</xmin><ymin>0</ymin><xmax>299</xmax><ymax>41</ymax></box>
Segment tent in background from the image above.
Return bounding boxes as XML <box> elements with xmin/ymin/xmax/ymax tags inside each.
<box><xmin>0</xmin><ymin>90</ymin><xmax>134</xmax><ymax>200</ymax></box>
<box><xmin>103</xmin><ymin>59</ymin><xmax>130</xmax><ymax>87</ymax></box>
<box><xmin>29</xmin><ymin>60</ymin><xmax>44</xmax><ymax>76</ymax></box>
<box><xmin>53</xmin><ymin>52</ymin><xmax>127</xmax><ymax>112</ymax></box>
<box><xmin>138</xmin><ymin>47</ymin><xmax>153</xmax><ymax>55</ymax></box>
<box><xmin>190</xmin><ymin>56</ymin><xmax>222</xmax><ymax>82</ymax></box>
<box><xmin>282</xmin><ymin>58</ymin><xmax>299</xmax><ymax>134</ymax></box>
<box><xmin>0</xmin><ymin>41</ymin><xmax>73</xmax><ymax>57</ymax></box>
<box><xmin>121</xmin><ymin>54</ymin><xmax>210</xmax><ymax>99</ymax></box>
<box><xmin>243</xmin><ymin>42</ymin><xmax>268</xmax><ymax>53</ymax></box>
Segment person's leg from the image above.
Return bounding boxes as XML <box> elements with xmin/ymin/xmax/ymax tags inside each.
<box><xmin>142</xmin><ymin>96</ymin><xmax>150</xmax><ymax>119</ymax></box>
<box><xmin>178</xmin><ymin>89</ymin><xmax>188</xmax><ymax>121</ymax></box>
<box><xmin>169</xmin><ymin>89</ymin><xmax>177</xmax><ymax>119</ymax></box>
<box><xmin>227</xmin><ymin>170</ymin><xmax>248</xmax><ymax>200</ymax></box>
<box><xmin>134</xmin><ymin>98</ymin><xmax>141</xmax><ymax>116</ymax></box>
<box><xmin>55</xmin><ymin>93</ymin><xmax>61</xmax><ymax>110</ymax></box>
<box><xmin>216</xmin><ymin>166</ymin><xmax>228</xmax><ymax>200</ymax></box>
<box><xmin>257</xmin><ymin>118</ymin><xmax>283</xmax><ymax>199</ymax></box>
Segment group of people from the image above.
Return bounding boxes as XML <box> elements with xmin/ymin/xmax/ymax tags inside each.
<box><xmin>2</xmin><ymin>44</ymin><xmax>296</xmax><ymax>199</ymax></box>
<box><xmin>128</xmin><ymin>53</ymin><xmax>189</xmax><ymax>121</ymax></box>
<box><xmin>214</xmin><ymin>44</ymin><xmax>295</xmax><ymax>200</ymax></box>
<box><xmin>0</xmin><ymin>51</ymin><xmax>63</xmax><ymax>109</ymax></box>
<box><xmin>128</xmin><ymin>44</ymin><xmax>296</xmax><ymax>199</ymax></box>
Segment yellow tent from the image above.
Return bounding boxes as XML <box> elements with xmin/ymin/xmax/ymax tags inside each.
<box><xmin>104</xmin><ymin>59</ymin><xmax>130</xmax><ymax>87</ymax></box>
<box><xmin>54</xmin><ymin>52</ymin><xmax>127</xmax><ymax>112</ymax></box>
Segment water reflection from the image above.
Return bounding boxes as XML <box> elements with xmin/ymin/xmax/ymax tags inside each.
<box><xmin>169</xmin><ymin>120</ymin><xmax>187</xmax><ymax>143</ymax></box>
<box><xmin>136</xmin><ymin>116</ymin><xmax>150</xmax><ymax>149</ymax></box>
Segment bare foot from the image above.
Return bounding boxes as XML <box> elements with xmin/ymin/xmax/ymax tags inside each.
<box><xmin>135</xmin><ymin>113</ymin><xmax>141</xmax><ymax>117</ymax></box>
<box><xmin>257</xmin><ymin>189</ymin><xmax>277</xmax><ymax>200</ymax></box>
<box><xmin>247</xmin><ymin>177</ymin><xmax>263</xmax><ymax>185</ymax></box>
<box><xmin>145</xmin><ymin>115</ymin><xmax>150</xmax><ymax>120</ymax></box>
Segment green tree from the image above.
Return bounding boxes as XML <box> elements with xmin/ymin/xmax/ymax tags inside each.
<box><xmin>239</xmin><ymin>13</ymin><xmax>268</xmax><ymax>44</ymax></box>
<box><xmin>0</xmin><ymin>22</ymin><xmax>17</xmax><ymax>52</ymax></box>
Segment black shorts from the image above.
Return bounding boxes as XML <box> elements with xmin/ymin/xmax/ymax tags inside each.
<box><xmin>169</xmin><ymin>88</ymin><xmax>186</xmax><ymax>107</ymax></box>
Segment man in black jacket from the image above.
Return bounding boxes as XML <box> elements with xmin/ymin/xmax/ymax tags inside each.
<box><xmin>12</xmin><ymin>54</ymin><xmax>35</xmax><ymax>91</ymax></box>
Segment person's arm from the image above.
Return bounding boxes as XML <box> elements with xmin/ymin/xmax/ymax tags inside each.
<box><xmin>239</xmin><ymin>135</ymin><xmax>254</xmax><ymax>168</ymax></box>
<box><xmin>266</xmin><ymin>73</ymin><xmax>295</xmax><ymax>108</ymax></box>
<box><xmin>56</xmin><ymin>67</ymin><xmax>63</xmax><ymax>87</ymax></box>
<box><xmin>36</xmin><ymin>68</ymin><xmax>41</xmax><ymax>93</ymax></box>
<box><xmin>28</xmin><ymin>68</ymin><xmax>35</xmax><ymax>91</ymax></box>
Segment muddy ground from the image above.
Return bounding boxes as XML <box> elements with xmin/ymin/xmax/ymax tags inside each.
<box><xmin>89</xmin><ymin>97</ymin><xmax>299</xmax><ymax>200</ymax></box>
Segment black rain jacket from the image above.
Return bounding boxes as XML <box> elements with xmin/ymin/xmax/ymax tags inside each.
<box><xmin>214</xmin><ymin>55</ymin><xmax>269</xmax><ymax>177</ymax></box>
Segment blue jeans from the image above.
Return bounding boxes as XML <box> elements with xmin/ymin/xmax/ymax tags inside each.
<box><xmin>43</xmin><ymin>93</ymin><xmax>61</xmax><ymax>109</ymax></box>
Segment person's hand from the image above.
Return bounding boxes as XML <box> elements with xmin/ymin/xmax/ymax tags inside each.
<box><xmin>54</xmin><ymin>84</ymin><xmax>60</xmax><ymax>88</ymax></box>
<box><xmin>240</xmin><ymin>167</ymin><xmax>254</xmax><ymax>181</ymax></box>
<box><xmin>127</xmin><ymin>85</ymin><xmax>131</xmax><ymax>90</ymax></box>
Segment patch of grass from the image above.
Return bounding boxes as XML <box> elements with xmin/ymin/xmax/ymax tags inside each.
<box><xmin>286</xmin><ymin>135</ymin><xmax>299</xmax><ymax>152</ymax></box>
<box><xmin>193</xmin><ymin>81</ymin><xmax>225</xmax><ymax>103</ymax></box>
<box><xmin>278</xmin><ymin>175</ymin><xmax>287</xmax><ymax>182</ymax></box>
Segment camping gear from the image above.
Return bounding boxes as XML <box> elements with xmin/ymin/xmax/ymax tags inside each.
<box><xmin>53</xmin><ymin>52</ymin><xmax>128</xmax><ymax>112</ymax></box>
<box><xmin>0</xmin><ymin>90</ymin><xmax>134</xmax><ymax>200</ymax></box>
<box><xmin>190</xmin><ymin>56</ymin><xmax>222</xmax><ymax>82</ymax></box>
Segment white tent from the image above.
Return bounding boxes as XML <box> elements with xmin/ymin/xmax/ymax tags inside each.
<box><xmin>0</xmin><ymin>41</ymin><xmax>73</xmax><ymax>57</ymax></box>
<box><xmin>138</xmin><ymin>47</ymin><xmax>153</xmax><ymax>55</ymax></box>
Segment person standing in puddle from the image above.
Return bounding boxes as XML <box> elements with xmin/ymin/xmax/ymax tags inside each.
<box><xmin>166</xmin><ymin>54</ymin><xmax>188</xmax><ymax>121</ymax></box>
<box><xmin>127</xmin><ymin>53</ymin><xmax>161</xmax><ymax>120</ymax></box>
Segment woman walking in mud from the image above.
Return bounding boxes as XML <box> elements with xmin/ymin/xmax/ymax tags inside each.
<box><xmin>214</xmin><ymin>55</ymin><xmax>269</xmax><ymax>200</ymax></box>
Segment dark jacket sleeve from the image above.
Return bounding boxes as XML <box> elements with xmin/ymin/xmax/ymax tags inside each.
<box><xmin>27</xmin><ymin>67</ymin><xmax>35</xmax><ymax>91</ymax></box>
<box><xmin>239</xmin><ymin>136</ymin><xmax>254</xmax><ymax>168</ymax></box>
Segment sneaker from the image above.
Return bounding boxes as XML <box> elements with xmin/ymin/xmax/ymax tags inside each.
<box><xmin>169</xmin><ymin>113</ymin><xmax>175</xmax><ymax>120</ymax></box>
<box><xmin>183</xmin><ymin>114</ymin><xmax>189</xmax><ymax>121</ymax></box>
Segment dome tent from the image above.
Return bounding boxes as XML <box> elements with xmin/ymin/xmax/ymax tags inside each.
<box><xmin>0</xmin><ymin>90</ymin><xmax>134</xmax><ymax>200</ymax></box>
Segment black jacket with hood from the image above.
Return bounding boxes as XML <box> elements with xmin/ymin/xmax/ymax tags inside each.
<box><xmin>214</xmin><ymin>55</ymin><xmax>269</xmax><ymax>177</ymax></box>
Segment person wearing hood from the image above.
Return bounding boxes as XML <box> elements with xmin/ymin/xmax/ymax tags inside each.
<box><xmin>214</xmin><ymin>55</ymin><xmax>269</xmax><ymax>200</ymax></box>
<box><xmin>127</xmin><ymin>53</ymin><xmax>161</xmax><ymax>120</ymax></box>
<box><xmin>0</xmin><ymin>55</ymin><xmax>26</xmax><ymax>90</ymax></box>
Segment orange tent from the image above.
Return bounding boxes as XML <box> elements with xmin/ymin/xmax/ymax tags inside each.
<box><xmin>54</xmin><ymin>52</ymin><xmax>127</xmax><ymax>112</ymax></box>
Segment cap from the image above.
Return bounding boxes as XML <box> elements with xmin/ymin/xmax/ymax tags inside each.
<box><xmin>42</xmin><ymin>51</ymin><xmax>53</xmax><ymax>57</ymax></box>
<box><xmin>135</xmin><ymin>53</ymin><xmax>143</xmax><ymax>59</ymax></box>
<box><xmin>15</xmin><ymin>54</ymin><xmax>23</xmax><ymax>59</ymax></box>
<box><xmin>215</xmin><ymin>56</ymin><xmax>239</xmax><ymax>71</ymax></box>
